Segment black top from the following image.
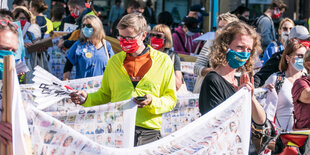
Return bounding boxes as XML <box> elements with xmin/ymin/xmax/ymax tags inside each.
<box><xmin>199</xmin><ymin>71</ymin><xmax>237</xmax><ymax>115</ymax></box>
<box><xmin>254</xmin><ymin>50</ymin><xmax>283</xmax><ymax>88</ymax></box>
<box><xmin>163</xmin><ymin>48</ymin><xmax>181</xmax><ymax>71</ymax></box>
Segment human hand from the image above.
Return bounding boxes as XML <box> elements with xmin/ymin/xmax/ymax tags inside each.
<box><xmin>265</xmin><ymin>84</ymin><xmax>274</xmax><ymax>92</ymax></box>
<box><xmin>24</xmin><ymin>42</ymin><xmax>33</xmax><ymax>48</ymax></box>
<box><xmin>69</xmin><ymin>91</ymin><xmax>87</xmax><ymax>105</ymax></box>
<box><xmin>57</xmin><ymin>39</ymin><xmax>64</xmax><ymax>49</ymax></box>
<box><xmin>133</xmin><ymin>94</ymin><xmax>152</xmax><ymax>108</ymax></box>
<box><xmin>0</xmin><ymin>122</ymin><xmax>12</xmax><ymax>145</ymax></box>
<box><xmin>239</xmin><ymin>73</ymin><xmax>254</xmax><ymax>96</ymax></box>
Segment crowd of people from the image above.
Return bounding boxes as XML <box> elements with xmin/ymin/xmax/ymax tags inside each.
<box><xmin>1</xmin><ymin>0</ymin><xmax>310</xmax><ymax>154</ymax></box>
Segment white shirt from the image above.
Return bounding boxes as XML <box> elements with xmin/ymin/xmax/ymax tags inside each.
<box><xmin>264</xmin><ymin>73</ymin><xmax>294</xmax><ymax>131</ymax></box>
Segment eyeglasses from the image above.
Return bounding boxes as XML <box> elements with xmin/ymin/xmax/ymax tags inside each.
<box><xmin>150</xmin><ymin>32</ymin><xmax>165</xmax><ymax>39</ymax></box>
<box><xmin>82</xmin><ymin>24</ymin><xmax>92</xmax><ymax>28</ymax></box>
<box><xmin>0</xmin><ymin>20</ymin><xmax>18</xmax><ymax>30</ymax></box>
<box><xmin>117</xmin><ymin>32</ymin><xmax>142</xmax><ymax>41</ymax></box>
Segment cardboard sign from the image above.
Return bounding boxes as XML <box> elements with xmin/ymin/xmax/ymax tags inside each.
<box><xmin>64</xmin><ymin>23</ymin><xmax>78</xmax><ymax>33</ymax></box>
<box><xmin>26</xmin><ymin>38</ymin><xmax>53</xmax><ymax>53</ymax></box>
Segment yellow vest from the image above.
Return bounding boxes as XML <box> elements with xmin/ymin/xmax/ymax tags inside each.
<box><xmin>52</xmin><ymin>21</ymin><xmax>61</xmax><ymax>31</ymax></box>
<box><xmin>45</xmin><ymin>17</ymin><xmax>53</xmax><ymax>34</ymax></box>
<box><xmin>83</xmin><ymin>46</ymin><xmax>177</xmax><ymax>130</ymax></box>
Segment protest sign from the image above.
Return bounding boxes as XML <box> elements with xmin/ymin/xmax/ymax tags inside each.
<box><xmin>254</xmin><ymin>88</ymin><xmax>278</xmax><ymax>121</ymax></box>
<box><xmin>63</xmin><ymin>23</ymin><xmax>78</xmax><ymax>33</ymax></box>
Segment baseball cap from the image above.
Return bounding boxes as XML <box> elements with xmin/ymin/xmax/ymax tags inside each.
<box><xmin>182</xmin><ymin>17</ymin><xmax>200</xmax><ymax>33</ymax></box>
<box><xmin>190</xmin><ymin>4</ymin><xmax>209</xmax><ymax>16</ymax></box>
<box><xmin>289</xmin><ymin>25</ymin><xmax>310</xmax><ymax>40</ymax></box>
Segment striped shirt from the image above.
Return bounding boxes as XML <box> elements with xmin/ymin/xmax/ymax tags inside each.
<box><xmin>194</xmin><ymin>40</ymin><xmax>213</xmax><ymax>76</ymax></box>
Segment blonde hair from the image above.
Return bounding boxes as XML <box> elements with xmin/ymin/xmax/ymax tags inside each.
<box><xmin>80</xmin><ymin>15</ymin><xmax>106</xmax><ymax>43</ymax></box>
<box><xmin>279</xmin><ymin>18</ymin><xmax>294</xmax><ymax>30</ymax></box>
<box><xmin>218</xmin><ymin>12</ymin><xmax>239</xmax><ymax>23</ymax></box>
<box><xmin>303</xmin><ymin>49</ymin><xmax>310</xmax><ymax>73</ymax></box>
<box><xmin>117</xmin><ymin>13</ymin><xmax>147</xmax><ymax>34</ymax></box>
<box><xmin>210</xmin><ymin>21</ymin><xmax>261</xmax><ymax>73</ymax></box>
<box><xmin>279</xmin><ymin>41</ymin><xmax>305</xmax><ymax>72</ymax></box>
<box><xmin>152</xmin><ymin>24</ymin><xmax>173</xmax><ymax>49</ymax></box>
<box><xmin>12</xmin><ymin>6</ymin><xmax>35</xmax><ymax>24</ymax></box>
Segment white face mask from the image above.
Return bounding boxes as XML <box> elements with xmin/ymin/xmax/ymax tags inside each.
<box><xmin>281</xmin><ymin>31</ymin><xmax>289</xmax><ymax>43</ymax></box>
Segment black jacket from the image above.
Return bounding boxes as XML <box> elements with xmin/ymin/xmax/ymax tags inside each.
<box><xmin>254</xmin><ymin>50</ymin><xmax>283</xmax><ymax>88</ymax></box>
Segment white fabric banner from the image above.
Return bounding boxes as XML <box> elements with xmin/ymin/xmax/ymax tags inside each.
<box><xmin>161</xmin><ymin>93</ymin><xmax>201</xmax><ymax>137</ymax></box>
<box><xmin>254</xmin><ymin>88</ymin><xmax>278</xmax><ymax>121</ymax></box>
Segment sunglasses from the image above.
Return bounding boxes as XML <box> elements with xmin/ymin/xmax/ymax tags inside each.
<box><xmin>0</xmin><ymin>20</ymin><xmax>18</xmax><ymax>30</ymax></box>
<box><xmin>150</xmin><ymin>33</ymin><xmax>165</xmax><ymax>39</ymax></box>
<box><xmin>117</xmin><ymin>32</ymin><xmax>142</xmax><ymax>41</ymax></box>
<box><xmin>82</xmin><ymin>24</ymin><xmax>92</xmax><ymax>28</ymax></box>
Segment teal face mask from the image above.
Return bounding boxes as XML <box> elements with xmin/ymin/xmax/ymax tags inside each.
<box><xmin>226</xmin><ymin>49</ymin><xmax>251</xmax><ymax>69</ymax></box>
<box><xmin>82</xmin><ymin>27</ymin><xmax>94</xmax><ymax>38</ymax></box>
<box><xmin>0</xmin><ymin>50</ymin><xmax>15</xmax><ymax>80</ymax></box>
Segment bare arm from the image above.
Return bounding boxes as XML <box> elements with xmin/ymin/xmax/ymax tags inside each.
<box><xmin>299</xmin><ymin>88</ymin><xmax>310</xmax><ymax>104</ymax></box>
<box><xmin>252</xmin><ymin>97</ymin><xmax>266</xmax><ymax>125</ymax></box>
<box><xmin>175</xmin><ymin>71</ymin><xmax>183</xmax><ymax>91</ymax></box>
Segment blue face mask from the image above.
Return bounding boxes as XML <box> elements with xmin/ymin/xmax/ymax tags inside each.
<box><xmin>293</xmin><ymin>57</ymin><xmax>304</xmax><ymax>71</ymax></box>
<box><xmin>226</xmin><ymin>49</ymin><xmax>251</xmax><ymax>69</ymax></box>
<box><xmin>0</xmin><ymin>50</ymin><xmax>15</xmax><ymax>80</ymax></box>
<box><xmin>82</xmin><ymin>27</ymin><xmax>93</xmax><ymax>38</ymax></box>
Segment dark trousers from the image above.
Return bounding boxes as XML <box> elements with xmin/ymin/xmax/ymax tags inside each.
<box><xmin>134</xmin><ymin>126</ymin><xmax>161</xmax><ymax>146</ymax></box>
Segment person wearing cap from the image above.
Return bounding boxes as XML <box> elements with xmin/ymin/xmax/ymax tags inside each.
<box><xmin>188</xmin><ymin>4</ymin><xmax>208</xmax><ymax>22</ymax></box>
<box><xmin>254</xmin><ymin>25</ymin><xmax>310</xmax><ymax>88</ymax></box>
<box><xmin>256</xmin><ymin>0</ymin><xmax>287</xmax><ymax>52</ymax></box>
<box><xmin>263</xmin><ymin>39</ymin><xmax>307</xmax><ymax>132</ymax></box>
<box><xmin>172</xmin><ymin>17</ymin><xmax>201</xmax><ymax>55</ymax></box>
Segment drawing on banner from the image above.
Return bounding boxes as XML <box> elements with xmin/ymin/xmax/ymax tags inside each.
<box><xmin>25</xmin><ymin>99</ymin><xmax>137</xmax><ymax>154</ymax></box>
<box><xmin>110</xmin><ymin>88</ymin><xmax>252</xmax><ymax>155</ymax></box>
<box><xmin>161</xmin><ymin>94</ymin><xmax>201</xmax><ymax>137</ymax></box>
<box><xmin>48</xmin><ymin>37</ymin><xmax>76</xmax><ymax>80</ymax></box>
<box><xmin>63</xmin><ymin>23</ymin><xmax>78</xmax><ymax>33</ymax></box>
<box><xmin>180</xmin><ymin>62</ymin><xmax>195</xmax><ymax>75</ymax></box>
<box><xmin>183</xmin><ymin>73</ymin><xmax>197</xmax><ymax>92</ymax></box>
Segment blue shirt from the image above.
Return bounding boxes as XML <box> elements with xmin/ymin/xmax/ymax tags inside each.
<box><xmin>261</xmin><ymin>41</ymin><xmax>284</xmax><ymax>65</ymax></box>
<box><xmin>67</xmin><ymin>40</ymin><xmax>114</xmax><ymax>79</ymax></box>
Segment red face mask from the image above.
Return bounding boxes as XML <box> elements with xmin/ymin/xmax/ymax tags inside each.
<box><xmin>298</xmin><ymin>40</ymin><xmax>310</xmax><ymax>49</ymax></box>
<box><xmin>150</xmin><ymin>37</ymin><xmax>164</xmax><ymax>50</ymax></box>
<box><xmin>71</xmin><ymin>9</ymin><xmax>80</xmax><ymax>19</ymax></box>
<box><xmin>85</xmin><ymin>2</ymin><xmax>91</xmax><ymax>8</ymax></box>
<box><xmin>272</xmin><ymin>9</ymin><xmax>281</xmax><ymax>19</ymax></box>
<box><xmin>119</xmin><ymin>38</ymin><xmax>139</xmax><ymax>54</ymax></box>
<box><xmin>20</xmin><ymin>20</ymin><xmax>27</xmax><ymax>29</ymax></box>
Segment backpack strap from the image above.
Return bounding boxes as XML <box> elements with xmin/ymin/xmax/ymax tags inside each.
<box><xmin>175</xmin><ymin>31</ymin><xmax>189</xmax><ymax>53</ymax></box>
<box><xmin>275</xmin><ymin>71</ymin><xmax>285</xmax><ymax>94</ymax></box>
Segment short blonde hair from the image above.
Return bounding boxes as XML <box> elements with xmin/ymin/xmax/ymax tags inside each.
<box><xmin>303</xmin><ymin>49</ymin><xmax>310</xmax><ymax>73</ymax></box>
<box><xmin>152</xmin><ymin>24</ymin><xmax>173</xmax><ymax>49</ymax></box>
<box><xmin>80</xmin><ymin>15</ymin><xmax>105</xmax><ymax>43</ymax></box>
<box><xmin>117</xmin><ymin>13</ymin><xmax>147</xmax><ymax>34</ymax></box>
<box><xmin>218</xmin><ymin>12</ymin><xmax>239</xmax><ymax>23</ymax></box>
<box><xmin>210</xmin><ymin>21</ymin><xmax>261</xmax><ymax>73</ymax></box>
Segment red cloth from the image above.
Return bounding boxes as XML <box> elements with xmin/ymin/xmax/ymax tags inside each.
<box><xmin>292</xmin><ymin>76</ymin><xmax>310</xmax><ymax>129</ymax></box>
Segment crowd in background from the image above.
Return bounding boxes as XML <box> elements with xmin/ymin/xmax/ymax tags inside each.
<box><xmin>1</xmin><ymin>0</ymin><xmax>310</xmax><ymax>154</ymax></box>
